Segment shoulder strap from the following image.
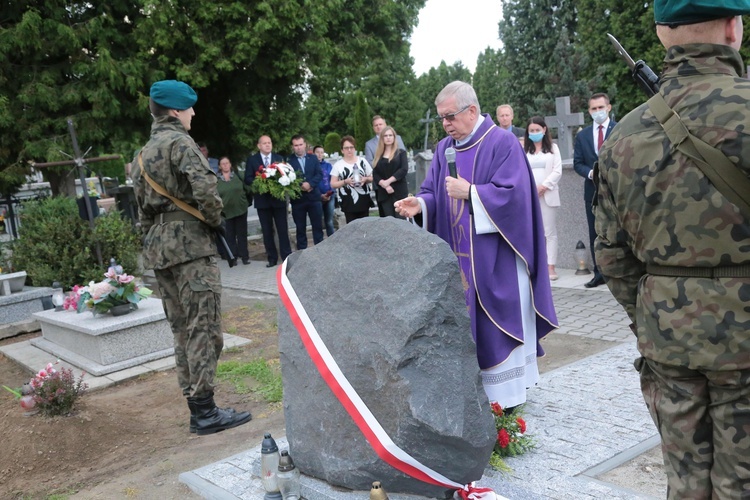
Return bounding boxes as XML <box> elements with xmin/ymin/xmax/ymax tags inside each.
<box><xmin>647</xmin><ymin>93</ymin><xmax>750</xmax><ymax>219</ymax></box>
<box><xmin>137</xmin><ymin>153</ymin><xmax>206</xmax><ymax>222</ymax></box>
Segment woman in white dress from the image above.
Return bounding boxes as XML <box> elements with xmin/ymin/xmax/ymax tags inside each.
<box><xmin>524</xmin><ymin>116</ymin><xmax>562</xmax><ymax>280</ymax></box>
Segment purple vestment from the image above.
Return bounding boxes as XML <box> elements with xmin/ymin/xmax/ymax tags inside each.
<box><xmin>418</xmin><ymin>114</ymin><xmax>558</xmax><ymax>369</ymax></box>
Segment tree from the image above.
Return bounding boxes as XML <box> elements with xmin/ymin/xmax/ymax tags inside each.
<box><xmin>498</xmin><ymin>0</ymin><xmax>577</xmax><ymax>124</ymax></box>
<box><xmin>473</xmin><ymin>48</ymin><xmax>510</xmax><ymax>117</ymax></box>
<box><xmin>353</xmin><ymin>91</ymin><xmax>372</xmax><ymax>153</ymax></box>
<box><xmin>416</xmin><ymin>62</ymin><xmax>473</xmax><ymax>115</ymax></box>
<box><xmin>324</xmin><ymin>133</ymin><xmax>342</xmax><ymax>156</ymax></box>
<box><xmin>0</xmin><ymin>0</ymin><xmax>427</xmax><ymax>194</ymax></box>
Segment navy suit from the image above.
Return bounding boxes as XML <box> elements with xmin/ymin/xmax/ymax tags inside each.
<box><xmin>245</xmin><ymin>152</ymin><xmax>291</xmax><ymax>265</ymax></box>
<box><xmin>287</xmin><ymin>153</ymin><xmax>323</xmax><ymax>249</ymax></box>
<box><xmin>573</xmin><ymin>119</ymin><xmax>616</xmax><ymax>277</ymax></box>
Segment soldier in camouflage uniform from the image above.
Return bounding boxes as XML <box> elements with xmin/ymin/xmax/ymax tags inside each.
<box><xmin>132</xmin><ymin>80</ymin><xmax>251</xmax><ymax>435</ymax></box>
<box><xmin>595</xmin><ymin>2</ymin><xmax>750</xmax><ymax>497</ymax></box>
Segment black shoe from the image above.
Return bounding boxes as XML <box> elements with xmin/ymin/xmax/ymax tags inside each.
<box><xmin>189</xmin><ymin>394</ymin><xmax>251</xmax><ymax>436</ymax></box>
<box><xmin>266</xmin><ymin>262</ymin><xmax>277</xmax><ymax>268</ymax></box>
<box><xmin>188</xmin><ymin>399</ymin><xmax>236</xmax><ymax>434</ymax></box>
<box><xmin>584</xmin><ymin>275</ymin><xmax>605</xmax><ymax>288</ymax></box>
<box><xmin>242</xmin><ymin>258</ymin><xmax>250</xmax><ymax>265</ymax></box>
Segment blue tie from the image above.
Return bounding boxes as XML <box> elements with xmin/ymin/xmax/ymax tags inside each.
<box><xmin>299</xmin><ymin>156</ymin><xmax>305</xmax><ymax>170</ymax></box>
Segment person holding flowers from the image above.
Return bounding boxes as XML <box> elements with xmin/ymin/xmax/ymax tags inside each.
<box><xmin>245</xmin><ymin>135</ymin><xmax>291</xmax><ymax>268</ymax></box>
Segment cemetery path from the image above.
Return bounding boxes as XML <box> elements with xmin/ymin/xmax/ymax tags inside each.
<box><xmin>0</xmin><ymin>302</ymin><xmax>284</xmax><ymax>500</ymax></box>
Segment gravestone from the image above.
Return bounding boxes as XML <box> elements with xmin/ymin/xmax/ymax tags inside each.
<box><xmin>413</xmin><ymin>150</ymin><xmax>434</xmax><ymax>193</ymax></box>
<box><xmin>31</xmin><ymin>298</ymin><xmax>173</xmax><ymax>376</ymax></box>
<box><xmin>278</xmin><ymin>217</ymin><xmax>496</xmax><ymax>498</ymax></box>
<box><xmin>544</xmin><ymin>96</ymin><xmax>585</xmax><ymax>160</ymax></box>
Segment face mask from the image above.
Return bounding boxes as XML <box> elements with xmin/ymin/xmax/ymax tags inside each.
<box><xmin>591</xmin><ymin>110</ymin><xmax>608</xmax><ymax>124</ymax></box>
<box><xmin>528</xmin><ymin>132</ymin><xmax>544</xmax><ymax>143</ymax></box>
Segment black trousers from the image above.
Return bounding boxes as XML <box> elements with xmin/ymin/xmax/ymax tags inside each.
<box><xmin>257</xmin><ymin>206</ymin><xmax>291</xmax><ymax>264</ymax></box>
<box><xmin>225</xmin><ymin>212</ymin><xmax>249</xmax><ymax>260</ymax></box>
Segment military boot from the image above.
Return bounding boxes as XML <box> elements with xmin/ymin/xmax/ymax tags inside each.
<box><xmin>190</xmin><ymin>394</ymin><xmax>251</xmax><ymax>436</ymax></box>
<box><xmin>187</xmin><ymin>399</ymin><xmax>238</xmax><ymax>434</ymax></box>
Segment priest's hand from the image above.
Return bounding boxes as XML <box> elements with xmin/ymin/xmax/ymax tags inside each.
<box><xmin>445</xmin><ymin>176</ymin><xmax>470</xmax><ymax>200</ymax></box>
<box><xmin>394</xmin><ymin>196</ymin><xmax>421</xmax><ymax>218</ymax></box>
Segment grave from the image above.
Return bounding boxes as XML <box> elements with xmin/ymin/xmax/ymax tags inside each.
<box><xmin>0</xmin><ymin>280</ymin><xmax>53</xmax><ymax>339</ymax></box>
<box><xmin>30</xmin><ymin>298</ymin><xmax>173</xmax><ymax>376</ymax></box>
<box><xmin>544</xmin><ymin>95</ymin><xmax>585</xmax><ymax>160</ymax></box>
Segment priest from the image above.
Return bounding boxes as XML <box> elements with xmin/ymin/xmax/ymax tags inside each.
<box><xmin>395</xmin><ymin>81</ymin><xmax>558</xmax><ymax>409</ymax></box>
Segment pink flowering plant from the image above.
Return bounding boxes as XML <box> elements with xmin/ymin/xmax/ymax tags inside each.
<box><xmin>67</xmin><ymin>270</ymin><xmax>152</xmax><ymax>315</ymax></box>
<box><xmin>29</xmin><ymin>362</ymin><xmax>87</xmax><ymax>416</ymax></box>
<box><xmin>489</xmin><ymin>402</ymin><xmax>535</xmax><ymax>472</ymax></box>
<box><xmin>251</xmin><ymin>162</ymin><xmax>303</xmax><ymax>201</ymax></box>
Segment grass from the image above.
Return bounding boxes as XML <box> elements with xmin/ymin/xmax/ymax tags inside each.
<box><xmin>216</xmin><ymin>358</ymin><xmax>282</xmax><ymax>403</ymax></box>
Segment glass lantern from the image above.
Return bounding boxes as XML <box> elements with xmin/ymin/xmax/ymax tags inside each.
<box><xmin>51</xmin><ymin>282</ymin><xmax>64</xmax><ymax>311</ymax></box>
<box><xmin>277</xmin><ymin>450</ymin><xmax>301</xmax><ymax>500</ymax></box>
<box><xmin>261</xmin><ymin>433</ymin><xmax>282</xmax><ymax>500</ymax></box>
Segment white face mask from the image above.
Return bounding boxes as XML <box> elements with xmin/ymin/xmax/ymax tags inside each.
<box><xmin>591</xmin><ymin>110</ymin><xmax>608</xmax><ymax>125</ymax></box>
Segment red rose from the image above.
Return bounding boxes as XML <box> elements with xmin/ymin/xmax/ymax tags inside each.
<box><xmin>517</xmin><ymin>417</ymin><xmax>526</xmax><ymax>434</ymax></box>
<box><xmin>491</xmin><ymin>402</ymin><xmax>503</xmax><ymax>416</ymax></box>
<box><xmin>261</xmin><ymin>173</ymin><xmax>267</xmax><ymax>179</ymax></box>
<box><xmin>497</xmin><ymin>428</ymin><xmax>510</xmax><ymax>448</ymax></box>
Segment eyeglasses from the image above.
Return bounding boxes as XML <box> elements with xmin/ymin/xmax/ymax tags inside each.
<box><xmin>342</xmin><ymin>146</ymin><xmax>355</xmax><ymax>150</ymax></box>
<box><xmin>436</xmin><ymin>105</ymin><xmax>470</xmax><ymax>122</ymax></box>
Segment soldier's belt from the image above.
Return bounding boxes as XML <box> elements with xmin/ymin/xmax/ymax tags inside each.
<box><xmin>158</xmin><ymin>211</ymin><xmax>200</xmax><ymax>224</ymax></box>
<box><xmin>646</xmin><ymin>264</ymin><xmax>750</xmax><ymax>278</ymax></box>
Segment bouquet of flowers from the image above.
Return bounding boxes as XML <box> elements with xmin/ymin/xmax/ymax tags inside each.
<box><xmin>489</xmin><ymin>402</ymin><xmax>535</xmax><ymax>472</ymax></box>
<box><xmin>4</xmin><ymin>361</ymin><xmax>87</xmax><ymax>416</ymax></box>
<box><xmin>67</xmin><ymin>269</ymin><xmax>152</xmax><ymax>316</ymax></box>
<box><xmin>251</xmin><ymin>162</ymin><xmax>303</xmax><ymax>201</ymax></box>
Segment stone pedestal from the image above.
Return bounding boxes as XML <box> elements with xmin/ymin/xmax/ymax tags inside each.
<box><xmin>0</xmin><ymin>286</ymin><xmax>52</xmax><ymax>330</ymax></box>
<box><xmin>31</xmin><ymin>299</ymin><xmax>173</xmax><ymax>376</ymax></box>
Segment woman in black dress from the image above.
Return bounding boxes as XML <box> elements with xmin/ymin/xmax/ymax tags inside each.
<box><xmin>371</xmin><ymin>126</ymin><xmax>408</xmax><ymax>218</ymax></box>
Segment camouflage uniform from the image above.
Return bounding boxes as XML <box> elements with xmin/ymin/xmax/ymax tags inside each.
<box><xmin>132</xmin><ymin>115</ymin><xmax>224</xmax><ymax>399</ymax></box>
<box><xmin>596</xmin><ymin>44</ymin><xmax>750</xmax><ymax>499</ymax></box>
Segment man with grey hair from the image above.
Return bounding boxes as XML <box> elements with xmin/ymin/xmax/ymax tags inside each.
<box><xmin>396</xmin><ymin>81</ymin><xmax>557</xmax><ymax>411</ymax></box>
<box><xmin>496</xmin><ymin>104</ymin><xmax>525</xmax><ymax>139</ymax></box>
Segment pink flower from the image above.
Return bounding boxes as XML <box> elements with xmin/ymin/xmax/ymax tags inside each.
<box><xmin>117</xmin><ymin>274</ymin><xmax>134</xmax><ymax>284</ymax></box>
<box><xmin>104</xmin><ymin>269</ymin><xmax>118</xmax><ymax>280</ymax></box>
<box><xmin>37</xmin><ymin>369</ymin><xmax>47</xmax><ymax>378</ymax></box>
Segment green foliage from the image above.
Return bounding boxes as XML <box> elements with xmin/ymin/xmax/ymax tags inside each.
<box><xmin>353</xmin><ymin>92</ymin><xmax>372</xmax><ymax>153</ymax></box>
<box><xmin>324</xmin><ymin>133</ymin><xmax>342</xmax><ymax>155</ymax></box>
<box><xmin>1</xmin><ymin>1</ymin><xmax>426</xmax><ymax>179</ymax></box>
<box><xmin>473</xmin><ymin>48</ymin><xmax>510</xmax><ymax>118</ymax></box>
<box><xmin>12</xmin><ymin>197</ymin><xmax>141</xmax><ymax>288</ymax></box>
<box><xmin>491</xmin><ymin>403</ymin><xmax>535</xmax><ymax>459</ymax></box>
<box><xmin>217</xmin><ymin>359</ymin><xmax>282</xmax><ymax>403</ymax></box>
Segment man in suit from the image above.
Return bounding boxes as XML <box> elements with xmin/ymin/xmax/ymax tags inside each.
<box><xmin>287</xmin><ymin>134</ymin><xmax>324</xmax><ymax>250</ymax></box>
<box><xmin>573</xmin><ymin>92</ymin><xmax>616</xmax><ymax>288</ymax></box>
<box><xmin>245</xmin><ymin>135</ymin><xmax>291</xmax><ymax>267</ymax></box>
<box><xmin>365</xmin><ymin>115</ymin><xmax>406</xmax><ymax>165</ymax></box>
<box><xmin>496</xmin><ymin>104</ymin><xmax>525</xmax><ymax>139</ymax></box>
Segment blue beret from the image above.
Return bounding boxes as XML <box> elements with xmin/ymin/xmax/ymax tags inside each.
<box><xmin>655</xmin><ymin>0</ymin><xmax>750</xmax><ymax>25</ymax></box>
<box><xmin>149</xmin><ymin>80</ymin><xmax>197</xmax><ymax>110</ymax></box>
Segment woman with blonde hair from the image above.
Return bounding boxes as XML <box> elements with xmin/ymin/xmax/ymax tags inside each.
<box><xmin>372</xmin><ymin>126</ymin><xmax>409</xmax><ymax>218</ymax></box>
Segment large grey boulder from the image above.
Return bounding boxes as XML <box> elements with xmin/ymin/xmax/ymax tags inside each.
<box><xmin>278</xmin><ymin>217</ymin><xmax>496</xmax><ymax>498</ymax></box>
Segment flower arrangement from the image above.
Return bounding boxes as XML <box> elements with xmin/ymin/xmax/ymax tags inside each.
<box><xmin>4</xmin><ymin>362</ymin><xmax>87</xmax><ymax>416</ymax></box>
<box><xmin>489</xmin><ymin>402</ymin><xmax>534</xmax><ymax>472</ymax></box>
<box><xmin>67</xmin><ymin>269</ymin><xmax>152</xmax><ymax>316</ymax></box>
<box><xmin>251</xmin><ymin>162</ymin><xmax>303</xmax><ymax>201</ymax></box>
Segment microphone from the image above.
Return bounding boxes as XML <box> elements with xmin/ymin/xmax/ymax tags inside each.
<box><xmin>445</xmin><ymin>147</ymin><xmax>457</xmax><ymax>178</ymax></box>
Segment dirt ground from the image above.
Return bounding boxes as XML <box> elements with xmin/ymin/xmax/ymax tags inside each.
<box><xmin>0</xmin><ymin>288</ymin><xmax>666</xmax><ymax>499</ymax></box>
<box><xmin>0</xmin><ymin>297</ymin><xmax>284</xmax><ymax>500</ymax></box>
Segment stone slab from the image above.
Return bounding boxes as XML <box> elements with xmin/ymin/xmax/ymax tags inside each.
<box><xmin>0</xmin><ymin>333</ymin><xmax>251</xmax><ymax>392</ymax></box>
<box><xmin>0</xmin><ymin>286</ymin><xmax>52</xmax><ymax>326</ymax></box>
<box><xmin>30</xmin><ymin>299</ymin><xmax>173</xmax><ymax>375</ymax></box>
<box><xmin>0</xmin><ymin>318</ymin><xmax>40</xmax><ymax>341</ymax></box>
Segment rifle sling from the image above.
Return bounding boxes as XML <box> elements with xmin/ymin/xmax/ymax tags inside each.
<box><xmin>137</xmin><ymin>152</ymin><xmax>207</xmax><ymax>223</ymax></box>
<box><xmin>647</xmin><ymin>93</ymin><xmax>750</xmax><ymax>220</ymax></box>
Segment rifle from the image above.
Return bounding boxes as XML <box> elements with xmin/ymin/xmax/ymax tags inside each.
<box><xmin>607</xmin><ymin>34</ymin><xmax>660</xmax><ymax>97</ymax></box>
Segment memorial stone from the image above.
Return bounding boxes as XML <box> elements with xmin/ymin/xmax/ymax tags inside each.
<box><xmin>278</xmin><ymin>217</ymin><xmax>496</xmax><ymax>498</ymax></box>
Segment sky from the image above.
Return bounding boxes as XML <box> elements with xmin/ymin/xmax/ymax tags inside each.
<box><xmin>409</xmin><ymin>0</ymin><xmax>503</xmax><ymax>77</ymax></box>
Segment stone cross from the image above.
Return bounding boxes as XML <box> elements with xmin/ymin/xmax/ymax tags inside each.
<box><xmin>418</xmin><ymin>109</ymin><xmax>438</xmax><ymax>151</ymax></box>
<box><xmin>544</xmin><ymin>96</ymin><xmax>585</xmax><ymax>161</ymax></box>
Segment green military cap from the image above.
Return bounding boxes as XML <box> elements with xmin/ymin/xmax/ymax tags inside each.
<box><xmin>655</xmin><ymin>0</ymin><xmax>750</xmax><ymax>25</ymax></box>
<box><xmin>149</xmin><ymin>80</ymin><xmax>197</xmax><ymax>110</ymax></box>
